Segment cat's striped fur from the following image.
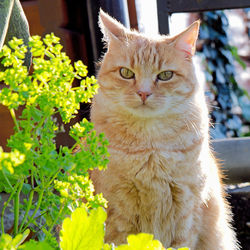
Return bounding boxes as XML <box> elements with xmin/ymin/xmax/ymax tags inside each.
<box><xmin>90</xmin><ymin>10</ymin><xmax>239</xmax><ymax>249</ymax></box>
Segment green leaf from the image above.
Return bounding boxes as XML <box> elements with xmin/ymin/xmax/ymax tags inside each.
<box><xmin>19</xmin><ymin>239</ymin><xmax>55</xmax><ymax>250</ymax></box>
<box><xmin>0</xmin><ymin>229</ymin><xmax>30</xmax><ymax>249</ymax></box>
<box><xmin>115</xmin><ymin>233</ymin><xmax>165</xmax><ymax>250</ymax></box>
<box><xmin>74</xmin><ymin>60</ymin><xmax>88</xmax><ymax>77</ymax></box>
<box><xmin>0</xmin><ymin>234</ymin><xmax>13</xmax><ymax>250</ymax></box>
<box><xmin>60</xmin><ymin>207</ymin><xmax>107</xmax><ymax>250</ymax></box>
<box><xmin>103</xmin><ymin>243</ymin><xmax>115</xmax><ymax>250</ymax></box>
<box><xmin>11</xmin><ymin>229</ymin><xmax>30</xmax><ymax>248</ymax></box>
<box><xmin>22</xmin><ymin>183</ymin><xmax>31</xmax><ymax>195</ymax></box>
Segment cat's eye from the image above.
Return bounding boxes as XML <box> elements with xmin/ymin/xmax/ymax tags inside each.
<box><xmin>119</xmin><ymin>67</ymin><xmax>135</xmax><ymax>79</ymax></box>
<box><xmin>157</xmin><ymin>71</ymin><xmax>173</xmax><ymax>81</ymax></box>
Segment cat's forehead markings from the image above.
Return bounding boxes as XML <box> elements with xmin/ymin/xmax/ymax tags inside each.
<box><xmin>130</xmin><ymin>42</ymin><xmax>164</xmax><ymax>71</ymax></box>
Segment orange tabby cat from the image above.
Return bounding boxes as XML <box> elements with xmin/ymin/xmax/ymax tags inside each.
<box><xmin>91</xmin><ymin>10</ymin><xmax>239</xmax><ymax>249</ymax></box>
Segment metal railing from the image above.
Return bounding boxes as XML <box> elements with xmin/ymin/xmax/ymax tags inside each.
<box><xmin>156</xmin><ymin>0</ymin><xmax>250</xmax><ymax>34</ymax></box>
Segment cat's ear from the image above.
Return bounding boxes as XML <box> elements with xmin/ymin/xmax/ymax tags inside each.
<box><xmin>99</xmin><ymin>9</ymin><xmax>127</xmax><ymax>42</ymax></box>
<box><xmin>173</xmin><ymin>20</ymin><xmax>200</xmax><ymax>57</ymax></box>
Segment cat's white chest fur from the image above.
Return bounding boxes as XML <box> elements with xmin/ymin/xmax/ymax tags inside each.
<box><xmin>96</xmin><ymin>149</ymin><xmax>201</xmax><ymax>247</ymax></box>
<box><xmin>130</xmin><ymin>152</ymin><xmax>199</xmax><ymax>246</ymax></box>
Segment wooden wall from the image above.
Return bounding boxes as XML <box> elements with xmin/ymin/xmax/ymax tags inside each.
<box><xmin>21</xmin><ymin>0</ymin><xmax>93</xmax><ymax>70</ymax></box>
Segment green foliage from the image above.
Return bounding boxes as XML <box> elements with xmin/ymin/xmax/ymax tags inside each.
<box><xmin>1</xmin><ymin>207</ymin><xmax>189</xmax><ymax>249</ymax></box>
<box><xmin>115</xmin><ymin>234</ymin><xmax>165</xmax><ymax>250</ymax></box>
<box><xmin>0</xmin><ymin>147</ymin><xmax>25</xmax><ymax>175</ymax></box>
<box><xmin>0</xmin><ymin>230</ymin><xmax>54</xmax><ymax>250</ymax></box>
<box><xmin>0</xmin><ymin>34</ymin><xmax>108</xmax><ymax>242</ymax></box>
<box><xmin>199</xmin><ymin>11</ymin><xmax>247</xmax><ymax>138</ymax></box>
<box><xmin>20</xmin><ymin>240</ymin><xmax>54</xmax><ymax>250</ymax></box>
<box><xmin>60</xmin><ymin>207</ymin><xmax>106</xmax><ymax>250</ymax></box>
<box><xmin>60</xmin><ymin>207</ymin><xmax>189</xmax><ymax>250</ymax></box>
<box><xmin>0</xmin><ymin>0</ymin><xmax>31</xmax><ymax>71</ymax></box>
<box><xmin>0</xmin><ymin>229</ymin><xmax>29</xmax><ymax>250</ymax></box>
<box><xmin>0</xmin><ymin>34</ymin><xmax>189</xmax><ymax>250</ymax></box>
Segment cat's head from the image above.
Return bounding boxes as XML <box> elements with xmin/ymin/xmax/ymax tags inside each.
<box><xmin>97</xmin><ymin>10</ymin><xmax>200</xmax><ymax>118</ymax></box>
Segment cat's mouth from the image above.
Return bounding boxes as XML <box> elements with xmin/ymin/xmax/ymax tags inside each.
<box><xmin>123</xmin><ymin>98</ymin><xmax>161</xmax><ymax>116</ymax></box>
<box><xmin>136</xmin><ymin>102</ymin><xmax>152</xmax><ymax>108</ymax></box>
<box><xmin>132</xmin><ymin>102</ymin><xmax>156</xmax><ymax>113</ymax></box>
<box><xmin>126</xmin><ymin>103</ymin><xmax>161</xmax><ymax>118</ymax></box>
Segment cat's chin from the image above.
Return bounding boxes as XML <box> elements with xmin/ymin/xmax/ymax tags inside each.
<box><xmin>125</xmin><ymin>104</ymin><xmax>165</xmax><ymax>118</ymax></box>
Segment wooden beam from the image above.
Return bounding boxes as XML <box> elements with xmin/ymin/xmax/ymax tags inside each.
<box><xmin>127</xmin><ymin>0</ymin><xmax>138</xmax><ymax>30</ymax></box>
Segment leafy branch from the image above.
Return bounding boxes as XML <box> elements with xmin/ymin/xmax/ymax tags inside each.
<box><xmin>0</xmin><ymin>34</ymin><xmax>108</xmax><ymax>243</ymax></box>
<box><xmin>0</xmin><ymin>33</ymin><xmax>189</xmax><ymax>250</ymax></box>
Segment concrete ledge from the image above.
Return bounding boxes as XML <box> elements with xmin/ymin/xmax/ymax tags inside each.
<box><xmin>212</xmin><ymin>137</ymin><xmax>250</xmax><ymax>184</ymax></box>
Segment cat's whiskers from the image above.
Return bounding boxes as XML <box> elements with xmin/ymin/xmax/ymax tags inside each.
<box><xmin>188</xmin><ymin>120</ymin><xmax>200</xmax><ymax>138</ymax></box>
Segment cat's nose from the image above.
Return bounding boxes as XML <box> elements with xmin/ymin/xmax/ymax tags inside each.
<box><xmin>137</xmin><ymin>91</ymin><xmax>152</xmax><ymax>103</ymax></box>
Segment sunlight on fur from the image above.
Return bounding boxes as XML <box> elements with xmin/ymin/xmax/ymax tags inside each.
<box><xmin>90</xmin><ymin>10</ymin><xmax>239</xmax><ymax>250</ymax></box>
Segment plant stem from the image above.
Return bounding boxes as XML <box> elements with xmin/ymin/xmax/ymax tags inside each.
<box><xmin>31</xmin><ymin>169</ymin><xmax>34</xmax><ymax>188</ymax></box>
<box><xmin>31</xmin><ymin>209</ymin><xmax>49</xmax><ymax>221</ymax></box>
<box><xmin>48</xmin><ymin>203</ymin><xmax>64</xmax><ymax>233</ymax></box>
<box><xmin>2</xmin><ymin>170</ymin><xmax>14</xmax><ymax>192</ymax></box>
<box><xmin>23</xmin><ymin>189</ymin><xmax>44</xmax><ymax>231</ymax></box>
<box><xmin>1</xmin><ymin>182</ymin><xmax>19</xmax><ymax>234</ymax></box>
<box><xmin>13</xmin><ymin>180</ymin><xmax>23</xmax><ymax>236</ymax></box>
<box><xmin>23</xmin><ymin>209</ymin><xmax>50</xmax><ymax>236</ymax></box>
<box><xmin>18</xmin><ymin>188</ymin><xmax>34</xmax><ymax>233</ymax></box>
<box><xmin>10</xmin><ymin>108</ymin><xmax>20</xmax><ymax>132</ymax></box>
<box><xmin>45</xmin><ymin>167</ymin><xmax>62</xmax><ymax>188</ymax></box>
<box><xmin>30</xmin><ymin>113</ymin><xmax>47</xmax><ymax>139</ymax></box>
